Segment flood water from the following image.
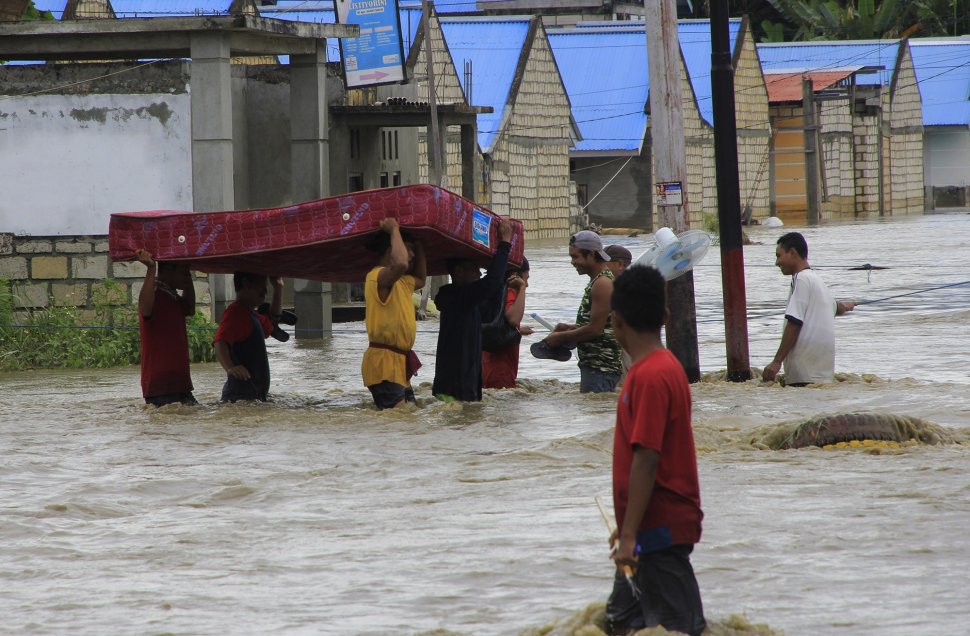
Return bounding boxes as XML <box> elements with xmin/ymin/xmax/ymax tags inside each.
<box><xmin>3</xmin><ymin>213</ymin><xmax>970</xmax><ymax>635</ymax></box>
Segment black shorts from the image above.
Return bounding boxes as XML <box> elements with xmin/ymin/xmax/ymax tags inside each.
<box><xmin>368</xmin><ymin>381</ymin><xmax>416</xmax><ymax>410</ymax></box>
<box><xmin>606</xmin><ymin>544</ymin><xmax>706</xmax><ymax>636</ymax></box>
<box><xmin>145</xmin><ymin>392</ymin><xmax>198</xmax><ymax>407</ymax></box>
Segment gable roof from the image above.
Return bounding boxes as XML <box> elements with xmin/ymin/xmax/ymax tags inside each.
<box><xmin>439</xmin><ymin>16</ymin><xmax>531</xmax><ymax>152</ymax></box>
<box><xmin>909</xmin><ymin>38</ymin><xmax>970</xmax><ymax>127</ymax></box>
<box><xmin>758</xmin><ymin>40</ymin><xmax>901</xmax><ymax>88</ymax></box>
<box><xmin>548</xmin><ymin>27</ymin><xmax>648</xmax><ymax>155</ymax></box>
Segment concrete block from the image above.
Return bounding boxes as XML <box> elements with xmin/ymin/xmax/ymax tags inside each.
<box><xmin>112</xmin><ymin>260</ymin><xmax>148</xmax><ymax>279</ymax></box>
<box><xmin>91</xmin><ymin>281</ymin><xmax>129</xmax><ymax>306</ymax></box>
<box><xmin>93</xmin><ymin>240</ymin><xmax>110</xmax><ymax>252</ymax></box>
<box><xmin>12</xmin><ymin>282</ymin><xmax>49</xmax><ymax>308</ymax></box>
<box><xmin>51</xmin><ymin>283</ymin><xmax>88</xmax><ymax>307</ymax></box>
<box><xmin>72</xmin><ymin>255</ymin><xmax>109</xmax><ymax>280</ymax></box>
<box><xmin>31</xmin><ymin>256</ymin><xmax>69</xmax><ymax>279</ymax></box>
<box><xmin>16</xmin><ymin>240</ymin><xmax>52</xmax><ymax>254</ymax></box>
<box><xmin>54</xmin><ymin>240</ymin><xmax>93</xmax><ymax>254</ymax></box>
<box><xmin>0</xmin><ymin>256</ymin><xmax>28</xmax><ymax>279</ymax></box>
<box><xmin>0</xmin><ymin>233</ymin><xmax>12</xmax><ymax>255</ymax></box>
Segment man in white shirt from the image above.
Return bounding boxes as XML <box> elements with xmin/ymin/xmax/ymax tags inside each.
<box><xmin>763</xmin><ymin>232</ymin><xmax>855</xmax><ymax>385</ymax></box>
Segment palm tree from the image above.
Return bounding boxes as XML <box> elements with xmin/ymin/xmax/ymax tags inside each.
<box><xmin>760</xmin><ymin>0</ymin><xmax>924</xmax><ymax>41</ymax></box>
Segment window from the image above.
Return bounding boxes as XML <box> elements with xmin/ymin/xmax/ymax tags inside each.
<box><xmin>349</xmin><ymin>173</ymin><xmax>364</xmax><ymax>192</ymax></box>
<box><xmin>393</xmin><ymin>130</ymin><xmax>399</xmax><ymax>159</ymax></box>
<box><xmin>392</xmin><ymin>171</ymin><xmax>402</xmax><ymax>187</ymax></box>
<box><xmin>350</xmin><ymin>129</ymin><xmax>361</xmax><ymax>159</ymax></box>
<box><xmin>380</xmin><ymin>172</ymin><xmax>389</xmax><ymax>188</ymax></box>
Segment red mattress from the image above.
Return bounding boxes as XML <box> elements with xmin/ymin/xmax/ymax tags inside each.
<box><xmin>108</xmin><ymin>185</ymin><xmax>525</xmax><ymax>283</ymax></box>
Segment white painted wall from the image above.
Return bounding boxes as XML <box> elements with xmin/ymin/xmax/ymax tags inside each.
<box><xmin>0</xmin><ymin>92</ymin><xmax>192</xmax><ymax>236</ymax></box>
<box><xmin>924</xmin><ymin>127</ymin><xmax>970</xmax><ymax>187</ymax></box>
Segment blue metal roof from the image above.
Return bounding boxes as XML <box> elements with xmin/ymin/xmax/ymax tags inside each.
<box><xmin>439</xmin><ymin>18</ymin><xmax>531</xmax><ymax>153</ymax></box>
<box><xmin>757</xmin><ymin>41</ymin><xmax>900</xmax><ymax>88</ymax></box>
<box><xmin>547</xmin><ymin>29</ymin><xmax>648</xmax><ymax>154</ymax></box>
<box><xmin>558</xmin><ymin>20</ymin><xmax>742</xmax><ymax>130</ymax></box>
<box><xmin>677</xmin><ymin>19</ymin><xmax>742</xmax><ymax>126</ymax></box>
<box><xmin>910</xmin><ymin>40</ymin><xmax>970</xmax><ymax>127</ymax></box>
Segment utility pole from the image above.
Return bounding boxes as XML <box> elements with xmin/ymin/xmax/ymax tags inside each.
<box><xmin>709</xmin><ymin>0</ymin><xmax>751</xmax><ymax>381</ymax></box>
<box><xmin>422</xmin><ymin>0</ymin><xmax>443</xmax><ymax>186</ymax></box>
<box><xmin>802</xmin><ymin>76</ymin><xmax>821</xmax><ymax>225</ymax></box>
<box><xmin>645</xmin><ymin>0</ymin><xmax>701</xmax><ymax>382</ymax></box>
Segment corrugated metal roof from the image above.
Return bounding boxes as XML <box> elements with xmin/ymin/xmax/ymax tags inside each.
<box><xmin>677</xmin><ymin>19</ymin><xmax>741</xmax><ymax>126</ymax></box>
<box><xmin>564</xmin><ymin>20</ymin><xmax>742</xmax><ymax>128</ymax></box>
<box><xmin>910</xmin><ymin>40</ymin><xmax>970</xmax><ymax>127</ymax></box>
<box><xmin>757</xmin><ymin>41</ymin><xmax>900</xmax><ymax>88</ymax></box>
<box><xmin>439</xmin><ymin>18</ymin><xmax>530</xmax><ymax>153</ymax></box>
<box><xmin>764</xmin><ymin>69</ymin><xmax>859</xmax><ymax>103</ymax></box>
<box><xmin>547</xmin><ymin>29</ymin><xmax>648</xmax><ymax>154</ymax></box>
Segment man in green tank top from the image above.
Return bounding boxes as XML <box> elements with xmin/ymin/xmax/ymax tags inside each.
<box><xmin>544</xmin><ymin>230</ymin><xmax>624</xmax><ymax>392</ymax></box>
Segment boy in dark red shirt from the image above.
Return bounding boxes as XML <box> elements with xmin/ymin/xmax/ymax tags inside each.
<box><xmin>482</xmin><ymin>257</ymin><xmax>534</xmax><ymax>389</ymax></box>
<box><xmin>213</xmin><ymin>272</ymin><xmax>283</xmax><ymax>402</ymax></box>
<box><xmin>607</xmin><ymin>264</ymin><xmax>706</xmax><ymax>636</ymax></box>
<box><xmin>135</xmin><ymin>249</ymin><xmax>197</xmax><ymax>407</ymax></box>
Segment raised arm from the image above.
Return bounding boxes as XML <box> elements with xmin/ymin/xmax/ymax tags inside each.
<box><xmin>135</xmin><ymin>249</ymin><xmax>156</xmax><ymax>319</ymax></box>
<box><xmin>376</xmin><ymin>218</ymin><xmax>409</xmax><ymax>301</ymax></box>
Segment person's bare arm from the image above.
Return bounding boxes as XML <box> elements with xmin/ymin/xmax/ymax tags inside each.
<box><xmin>135</xmin><ymin>249</ymin><xmax>156</xmax><ymax>319</ymax></box>
<box><xmin>546</xmin><ymin>275</ymin><xmax>613</xmax><ymax>348</ymax></box>
<box><xmin>270</xmin><ymin>277</ymin><xmax>284</xmax><ymax>317</ymax></box>
<box><xmin>214</xmin><ymin>340</ymin><xmax>250</xmax><ymax>381</ymax></box>
<box><xmin>376</xmin><ymin>218</ymin><xmax>408</xmax><ymax>301</ymax></box>
<box><xmin>411</xmin><ymin>240</ymin><xmax>427</xmax><ymax>292</ymax></box>
<box><xmin>505</xmin><ymin>276</ymin><xmax>527</xmax><ymax>326</ymax></box>
<box><xmin>613</xmin><ymin>446</ymin><xmax>660</xmax><ymax>569</ymax></box>
<box><xmin>763</xmin><ymin>320</ymin><xmax>802</xmax><ymax>382</ymax></box>
<box><xmin>836</xmin><ymin>300</ymin><xmax>855</xmax><ymax>316</ymax></box>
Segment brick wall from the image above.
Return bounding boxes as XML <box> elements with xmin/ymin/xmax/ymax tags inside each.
<box><xmin>733</xmin><ymin>26</ymin><xmax>772</xmax><ymax>222</ymax></box>
<box><xmin>887</xmin><ymin>47</ymin><xmax>925</xmax><ymax>215</ymax></box>
<box><xmin>0</xmin><ymin>234</ymin><xmax>209</xmax><ymax>322</ymax></box>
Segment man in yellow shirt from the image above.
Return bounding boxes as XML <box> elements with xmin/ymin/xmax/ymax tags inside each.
<box><xmin>361</xmin><ymin>218</ymin><xmax>427</xmax><ymax>409</ymax></box>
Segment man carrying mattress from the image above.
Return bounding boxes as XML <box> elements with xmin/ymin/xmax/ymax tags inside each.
<box><xmin>361</xmin><ymin>218</ymin><xmax>427</xmax><ymax>409</ymax></box>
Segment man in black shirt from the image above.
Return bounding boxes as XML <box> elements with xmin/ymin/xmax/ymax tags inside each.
<box><xmin>432</xmin><ymin>219</ymin><xmax>513</xmax><ymax>402</ymax></box>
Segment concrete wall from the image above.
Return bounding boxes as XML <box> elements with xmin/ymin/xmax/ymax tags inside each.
<box><xmin>0</xmin><ymin>233</ymin><xmax>209</xmax><ymax>321</ymax></box>
<box><xmin>818</xmin><ymin>97</ymin><xmax>856</xmax><ymax>219</ymax></box>
<box><xmin>491</xmin><ymin>24</ymin><xmax>576</xmax><ymax>239</ymax></box>
<box><xmin>0</xmin><ymin>62</ymin><xmax>193</xmax><ymax>236</ymax></box>
<box><xmin>732</xmin><ymin>23</ymin><xmax>772</xmax><ymax>223</ymax></box>
<box><xmin>572</xmin><ymin>153</ymin><xmax>652</xmax><ymax>229</ymax></box>
<box><xmin>886</xmin><ymin>46</ymin><xmax>925</xmax><ymax>215</ymax></box>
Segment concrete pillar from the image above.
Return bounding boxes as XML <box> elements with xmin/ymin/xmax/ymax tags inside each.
<box><xmin>190</xmin><ymin>32</ymin><xmax>235</xmax><ymax>321</ymax></box>
<box><xmin>290</xmin><ymin>40</ymin><xmax>333</xmax><ymax>338</ymax></box>
<box><xmin>460</xmin><ymin>122</ymin><xmax>477</xmax><ymax>201</ymax></box>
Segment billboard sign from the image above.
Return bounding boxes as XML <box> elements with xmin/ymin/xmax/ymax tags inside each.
<box><xmin>335</xmin><ymin>0</ymin><xmax>406</xmax><ymax>88</ymax></box>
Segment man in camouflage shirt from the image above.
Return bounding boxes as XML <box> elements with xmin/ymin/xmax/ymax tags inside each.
<box><xmin>544</xmin><ymin>231</ymin><xmax>624</xmax><ymax>392</ymax></box>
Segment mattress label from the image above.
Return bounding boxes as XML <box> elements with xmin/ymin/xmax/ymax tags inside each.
<box><xmin>472</xmin><ymin>210</ymin><xmax>491</xmax><ymax>248</ymax></box>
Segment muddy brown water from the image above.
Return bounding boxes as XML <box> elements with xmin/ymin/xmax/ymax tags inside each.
<box><xmin>2</xmin><ymin>214</ymin><xmax>970</xmax><ymax>635</ymax></box>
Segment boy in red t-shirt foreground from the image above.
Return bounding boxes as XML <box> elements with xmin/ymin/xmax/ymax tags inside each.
<box><xmin>607</xmin><ymin>264</ymin><xmax>706</xmax><ymax>636</ymax></box>
<box><xmin>213</xmin><ymin>272</ymin><xmax>283</xmax><ymax>403</ymax></box>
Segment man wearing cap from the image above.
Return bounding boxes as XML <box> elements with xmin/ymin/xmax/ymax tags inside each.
<box><xmin>544</xmin><ymin>230</ymin><xmax>624</xmax><ymax>393</ymax></box>
<box><xmin>605</xmin><ymin>244</ymin><xmax>633</xmax><ymax>279</ymax></box>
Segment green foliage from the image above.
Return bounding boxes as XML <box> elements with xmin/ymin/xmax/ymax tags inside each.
<box><xmin>21</xmin><ymin>1</ymin><xmax>55</xmax><ymax>21</ymax></box>
<box><xmin>703</xmin><ymin>211</ymin><xmax>720</xmax><ymax>235</ymax></box>
<box><xmin>0</xmin><ymin>277</ymin><xmax>216</xmax><ymax>371</ymax></box>
<box><xmin>762</xmin><ymin>0</ymin><xmax>929</xmax><ymax>40</ymax></box>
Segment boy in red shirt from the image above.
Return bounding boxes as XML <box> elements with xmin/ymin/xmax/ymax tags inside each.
<box><xmin>607</xmin><ymin>264</ymin><xmax>706</xmax><ymax>636</ymax></box>
<box><xmin>213</xmin><ymin>272</ymin><xmax>283</xmax><ymax>402</ymax></box>
<box><xmin>482</xmin><ymin>257</ymin><xmax>534</xmax><ymax>389</ymax></box>
<box><xmin>135</xmin><ymin>249</ymin><xmax>197</xmax><ymax>406</ymax></box>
